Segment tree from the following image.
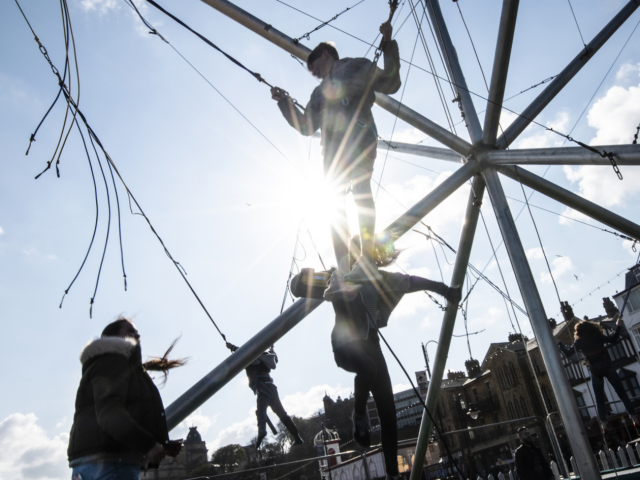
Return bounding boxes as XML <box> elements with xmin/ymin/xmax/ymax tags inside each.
<box><xmin>212</xmin><ymin>444</ymin><xmax>247</xmax><ymax>473</ymax></box>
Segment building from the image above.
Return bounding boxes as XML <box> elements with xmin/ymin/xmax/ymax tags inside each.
<box><xmin>142</xmin><ymin>426</ymin><xmax>209</xmax><ymax>480</ymax></box>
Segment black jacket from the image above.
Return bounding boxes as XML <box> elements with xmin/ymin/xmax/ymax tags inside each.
<box><xmin>514</xmin><ymin>443</ymin><xmax>553</xmax><ymax>480</ymax></box>
<box><xmin>67</xmin><ymin>337</ymin><xmax>169</xmax><ymax>465</ymax></box>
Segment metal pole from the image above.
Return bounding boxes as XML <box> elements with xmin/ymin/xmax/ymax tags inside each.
<box><xmin>498</xmin><ymin>165</ymin><xmax>640</xmax><ymax>241</ymax></box>
<box><xmin>384</xmin><ymin>161</ymin><xmax>480</xmax><ymax>238</ymax></box>
<box><xmin>482</xmin><ymin>167</ymin><xmax>601</xmax><ymax>480</ymax></box>
<box><xmin>424</xmin><ymin>0</ymin><xmax>483</xmax><ymax>144</ymax></box>
<box><xmin>488</xmin><ymin>144</ymin><xmax>640</xmax><ymax>165</ymax></box>
<box><xmin>198</xmin><ymin>0</ymin><xmax>473</xmax><ymax>155</ymax></box>
<box><xmin>376</xmin><ymin>140</ymin><xmax>464</xmax><ymax>164</ymax></box>
<box><xmin>373</xmin><ymin>94</ymin><xmax>472</xmax><ymax>155</ymax></box>
<box><xmin>483</xmin><ymin>0</ymin><xmax>519</xmax><ymax>145</ymax></box>
<box><xmin>166</xmin><ymin>297</ymin><xmax>323</xmax><ymax>430</ymax></box>
<box><xmin>422</xmin><ymin>343</ymin><xmax>431</xmax><ymax>380</ymax></box>
<box><xmin>496</xmin><ymin>0</ymin><xmax>640</xmax><ymax>149</ymax></box>
<box><xmin>409</xmin><ymin>172</ymin><xmax>486</xmax><ymax>480</ymax></box>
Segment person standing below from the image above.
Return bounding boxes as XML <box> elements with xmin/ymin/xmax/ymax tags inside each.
<box><xmin>68</xmin><ymin>317</ymin><xmax>185</xmax><ymax>480</ymax></box>
<box><xmin>271</xmin><ymin>21</ymin><xmax>401</xmax><ymax>283</ymax></box>
<box><xmin>226</xmin><ymin>343</ymin><xmax>304</xmax><ymax>448</ymax></box>
<box><xmin>558</xmin><ymin>317</ymin><xmax>639</xmax><ymax>432</ymax></box>
<box><xmin>514</xmin><ymin>427</ymin><xmax>554</xmax><ymax>480</ymax></box>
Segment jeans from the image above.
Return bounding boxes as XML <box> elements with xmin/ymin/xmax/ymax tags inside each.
<box><xmin>590</xmin><ymin>360</ymin><xmax>636</xmax><ymax>422</ymax></box>
<box><xmin>254</xmin><ymin>382</ymin><xmax>300</xmax><ymax>438</ymax></box>
<box><xmin>334</xmin><ymin>337</ymin><xmax>398</xmax><ymax>476</ymax></box>
<box><xmin>72</xmin><ymin>462</ymin><xmax>140</xmax><ymax>480</ymax></box>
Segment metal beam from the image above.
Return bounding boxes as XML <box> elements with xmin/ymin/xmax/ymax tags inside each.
<box><xmin>488</xmin><ymin>144</ymin><xmax>640</xmax><ymax>165</ymax></box>
<box><xmin>409</xmin><ymin>173</ymin><xmax>486</xmax><ymax>480</ymax></box>
<box><xmin>483</xmin><ymin>167</ymin><xmax>601</xmax><ymax>480</ymax></box>
<box><xmin>424</xmin><ymin>0</ymin><xmax>483</xmax><ymax>144</ymax></box>
<box><xmin>166</xmin><ymin>297</ymin><xmax>323</xmax><ymax>430</ymax></box>
<box><xmin>498</xmin><ymin>165</ymin><xmax>640</xmax><ymax>241</ymax></box>
<box><xmin>496</xmin><ymin>0</ymin><xmax>640</xmax><ymax>149</ymax></box>
<box><xmin>383</xmin><ymin>161</ymin><xmax>480</xmax><ymax>238</ymax></box>
<box><xmin>199</xmin><ymin>0</ymin><xmax>473</xmax><ymax>155</ymax></box>
<box><xmin>376</xmin><ymin>140</ymin><xmax>464</xmax><ymax>163</ymax></box>
<box><xmin>374</xmin><ymin>94</ymin><xmax>472</xmax><ymax>155</ymax></box>
<box><xmin>483</xmin><ymin>0</ymin><xmax>519</xmax><ymax>145</ymax></box>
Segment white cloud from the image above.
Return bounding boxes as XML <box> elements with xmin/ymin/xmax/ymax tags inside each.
<box><xmin>281</xmin><ymin>384</ymin><xmax>351</xmax><ymax>418</ymax></box>
<box><xmin>0</xmin><ymin>413</ymin><xmax>68</xmax><ymax>480</ymax></box>
<box><xmin>622</xmin><ymin>239</ymin><xmax>639</xmax><ymax>256</ymax></box>
<box><xmin>0</xmin><ymin>226</ymin><xmax>4</xmax><ymax>235</ymax></box>
<box><xmin>615</xmin><ymin>62</ymin><xmax>640</xmax><ymax>81</ymax></box>
<box><xmin>562</xmin><ymin>163</ymin><xmax>640</xmax><ymax>208</ymax></box>
<box><xmin>526</xmin><ymin>247</ymin><xmax>544</xmax><ymax>260</ymax></box>
<box><xmin>386</xmin><ymin>128</ymin><xmax>427</xmax><ymax>145</ymax></box>
<box><xmin>207</xmin><ymin>411</ymin><xmax>257</xmax><ymax>452</ymax></box>
<box><xmin>588</xmin><ymin>78</ymin><xmax>640</xmax><ymax>146</ymax></box>
<box><xmin>174</xmin><ymin>410</ymin><xmax>218</xmax><ymax>440</ymax></box>
<box><xmin>393</xmin><ymin>383</ymin><xmax>411</xmax><ymax>393</ymax></box>
<box><xmin>540</xmin><ymin>256</ymin><xmax>574</xmax><ymax>284</ymax></box>
<box><xmin>80</xmin><ymin>0</ymin><xmax>119</xmax><ymax>14</ymax></box>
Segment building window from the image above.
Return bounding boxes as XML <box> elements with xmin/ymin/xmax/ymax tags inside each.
<box><xmin>503</xmin><ymin>367</ymin><xmax>512</xmax><ymax>387</ymax></box>
<box><xmin>510</xmin><ymin>362</ymin><xmax>519</xmax><ymax>385</ymax></box>
<box><xmin>398</xmin><ymin>455</ymin><xmax>410</xmax><ymax>473</ymax></box>
<box><xmin>533</xmin><ymin>357</ymin><xmax>543</xmax><ymax>375</ymax></box>
<box><xmin>608</xmin><ymin>343</ymin><xmax>627</xmax><ymax>361</ymax></box>
<box><xmin>498</xmin><ymin>369</ymin><xmax>506</xmax><ymax>389</ymax></box>
<box><xmin>520</xmin><ymin>397</ymin><xmax>529</xmax><ymax>417</ymax></box>
<box><xmin>626</xmin><ymin>288</ymin><xmax>640</xmax><ymax>313</ymax></box>
<box><xmin>459</xmin><ymin>396</ymin><xmax>467</xmax><ymax>410</ymax></box>
<box><xmin>508</xmin><ymin>401</ymin><xmax>515</xmax><ymax>420</ymax></box>
<box><xmin>353</xmin><ymin>466</ymin><xmax>361</xmax><ymax>480</ymax></box>
<box><xmin>514</xmin><ymin>398</ymin><xmax>522</xmax><ymax>418</ymax></box>
<box><xmin>472</xmin><ymin>388</ymin><xmax>479</xmax><ymax>404</ymax></box>
<box><xmin>485</xmin><ymin>381</ymin><xmax>493</xmax><ymax>399</ymax></box>
<box><xmin>620</xmin><ymin>369</ymin><xmax>640</xmax><ymax>399</ymax></box>
<box><xmin>574</xmin><ymin>391</ymin><xmax>591</xmax><ymax>423</ymax></box>
<box><xmin>369</xmin><ymin>461</ymin><xmax>378</xmax><ymax>479</ymax></box>
<box><xmin>631</xmin><ymin>328</ymin><xmax>640</xmax><ymax>351</ymax></box>
<box><xmin>541</xmin><ymin>386</ymin><xmax>555</xmax><ymax>411</ymax></box>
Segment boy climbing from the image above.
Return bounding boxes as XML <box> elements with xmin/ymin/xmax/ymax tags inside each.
<box><xmin>271</xmin><ymin>20</ymin><xmax>401</xmax><ymax>283</ymax></box>
<box><xmin>226</xmin><ymin>343</ymin><xmax>304</xmax><ymax>448</ymax></box>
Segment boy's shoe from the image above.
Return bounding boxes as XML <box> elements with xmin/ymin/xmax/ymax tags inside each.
<box><xmin>324</xmin><ymin>271</ymin><xmax>361</xmax><ymax>302</ymax></box>
<box><xmin>344</xmin><ymin>256</ymin><xmax>382</xmax><ymax>283</ymax></box>
<box><xmin>352</xmin><ymin>410</ymin><xmax>371</xmax><ymax>449</ymax></box>
<box><xmin>293</xmin><ymin>436</ymin><xmax>304</xmax><ymax>446</ymax></box>
<box><xmin>256</xmin><ymin>429</ymin><xmax>268</xmax><ymax>448</ymax></box>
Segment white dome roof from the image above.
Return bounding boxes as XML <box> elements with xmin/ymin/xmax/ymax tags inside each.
<box><xmin>314</xmin><ymin>428</ymin><xmax>340</xmax><ymax>445</ymax></box>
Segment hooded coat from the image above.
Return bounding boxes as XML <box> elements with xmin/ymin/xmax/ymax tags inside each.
<box><xmin>67</xmin><ymin>336</ymin><xmax>169</xmax><ymax>467</ymax></box>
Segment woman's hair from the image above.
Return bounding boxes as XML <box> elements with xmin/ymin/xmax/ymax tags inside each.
<box><xmin>574</xmin><ymin>320</ymin><xmax>605</xmax><ymax>339</ymax></box>
<box><xmin>101</xmin><ymin>315</ymin><xmax>188</xmax><ymax>383</ymax></box>
<box><xmin>349</xmin><ymin>233</ymin><xmax>401</xmax><ymax>268</ymax></box>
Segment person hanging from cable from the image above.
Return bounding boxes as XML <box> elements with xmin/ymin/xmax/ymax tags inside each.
<box><xmin>226</xmin><ymin>342</ymin><xmax>304</xmax><ymax>449</ymax></box>
<box><xmin>271</xmin><ymin>19</ymin><xmax>401</xmax><ymax>284</ymax></box>
<box><xmin>558</xmin><ymin>316</ymin><xmax>640</xmax><ymax>434</ymax></box>
<box><xmin>290</xmin><ymin>236</ymin><xmax>460</xmax><ymax>480</ymax></box>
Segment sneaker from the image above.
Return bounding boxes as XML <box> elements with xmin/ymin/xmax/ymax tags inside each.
<box><xmin>344</xmin><ymin>256</ymin><xmax>382</xmax><ymax>284</ymax></box>
<box><xmin>293</xmin><ymin>436</ymin><xmax>304</xmax><ymax>446</ymax></box>
<box><xmin>324</xmin><ymin>271</ymin><xmax>362</xmax><ymax>302</ymax></box>
<box><xmin>352</xmin><ymin>410</ymin><xmax>371</xmax><ymax>449</ymax></box>
<box><xmin>256</xmin><ymin>429</ymin><xmax>267</xmax><ymax>448</ymax></box>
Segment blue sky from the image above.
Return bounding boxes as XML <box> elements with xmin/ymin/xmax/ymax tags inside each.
<box><xmin>1</xmin><ymin>0</ymin><xmax>640</xmax><ymax>478</ymax></box>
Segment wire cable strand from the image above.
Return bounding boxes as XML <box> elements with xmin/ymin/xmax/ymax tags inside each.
<box><xmin>292</xmin><ymin>0</ymin><xmax>367</xmax><ymax>44</ymax></box>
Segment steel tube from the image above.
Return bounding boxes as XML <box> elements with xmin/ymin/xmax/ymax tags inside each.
<box><xmin>498</xmin><ymin>165</ymin><xmax>640</xmax><ymax>241</ymax></box>
<box><xmin>376</xmin><ymin>140</ymin><xmax>464</xmax><ymax>163</ymax></box>
<box><xmin>483</xmin><ymin>167</ymin><xmax>601</xmax><ymax>480</ymax></box>
<box><xmin>483</xmin><ymin>0</ymin><xmax>519</xmax><ymax>145</ymax></box>
<box><xmin>409</xmin><ymin>173</ymin><xmax>486</xmax><ymax>480</ymax></box>
<box><xmin>166</xmin><ymin>297</ymin><xmax>323</xmax><ymax>430</ymax></box>
<box><xmin>488</xmin><ymin>144</ymin><xmax>640</xmax><ymax>165</ymax></box>
<box><xmin>200</xmin><ymin>0</ymin><xmax>473</xmax><ymax>155</ymax></box>
<box><xmin>424</xmin><ymin>0</ymin><xmax>483</xmax><ymax>144</ymax></box>
<box><xmin>383</xmin><ymin>161</ymin><xmax>480</xmax><ymax>238</ymax></box>
<box><xmin>496</xmin><ymin>0</ymin><xmax>640</xmax><ymax>149</ymax></box>
<box><xmin>374</xmin><ymin>94</ymin><xmax>472</xmax><ymax>155</ymax></box>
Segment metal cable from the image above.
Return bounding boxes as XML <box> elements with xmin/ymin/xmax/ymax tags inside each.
<box><xmin>292</xmin><ymin>0</ymin><xmax>367</xmax><ymax>44</ymax></box>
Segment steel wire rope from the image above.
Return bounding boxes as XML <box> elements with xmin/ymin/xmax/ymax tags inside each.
<box><xmin>292</xmin><ymin>0</ymin><xmax>367</xmax><ymax>44</ymax></box>
<box><xmin>566</xmin><ymin>0</ymin><xmax>588</xmax><ymax>50</ymax></box>
<box><xmin>634</xmin><ymin>123</ymin><xmax>640</xmax><ymax>144</ymax></box>
<box><xmin>375</xmin><ymin>11</ymin><xmax>424</xmax><ymax>200</ymax></box>
<box><xmin>16</xmin><ymin>6</ymin><xmax>230</xmax><ymax>340</ymax></box>
<box><xmin>363</xmin><ymin>0</ymin><xmax>408</xmax><ymax>58</ymax></box>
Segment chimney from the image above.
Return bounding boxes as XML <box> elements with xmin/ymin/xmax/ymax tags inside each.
<box><xmin>548</xmin><ymin>318</ymin><xmax>557</xmax><ymax>329</ymax></box>
<box><xmin>560</xmin><ymin>301</ymin><xmax>574</xmax><ymax>322</ymax></box>
<box><xmin>465</xmin><ymin>358</ymin><xmax>482</xmax><ymax>378</ymax></box>
<box><xmin>447</xmin><ymin>370</ymin><xmax>466</xmax><ymax>380</ymax></box>
<box><xmin>508</xmin><ymin>333</ymin><xmax>523</xmax><ymax>343</ymax></box>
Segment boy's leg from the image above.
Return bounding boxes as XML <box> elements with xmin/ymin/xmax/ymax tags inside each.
<box><xmin>606</xmin><ymin>367</ymin><xmax>639</xmax><ymax>422</ymax></box>
<box><xmin>331</xmin><ymin>195</ymin><xmax>350</xmax><ymax>271</ymax></box>
<box><xmin>352</xmin><ymin>168</ymin><xmax>376</xmax><ymax>261</ymax></box>
<box><xmin>255</xmin><ymin>389</ymin><xmax>270</xmax><ymax>447</ymax></box>
<box><xmin>334</xmin><ymin>341</ymin><xmax>378</xmax><ymax>414</ymax></box>
<box><xmin>267</xmin><ymin>384</ymin><xmax>303</xmax><ymax>443</ymax></box>
<box><xmin>367</xmin><ymin>340</ymin><xmax>399</xmax><ymax>477</ymax></box>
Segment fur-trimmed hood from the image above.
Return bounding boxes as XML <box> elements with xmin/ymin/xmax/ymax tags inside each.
<box><xmin>80</xmin><ymin>336</ymin><xmax>138</xmax><ymax>365</ymax></box>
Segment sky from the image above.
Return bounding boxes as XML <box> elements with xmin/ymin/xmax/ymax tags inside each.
<box><xmin>1</xmin><ymin>0</ymin><xmax>640</xmax><ymax>478</ymax></box>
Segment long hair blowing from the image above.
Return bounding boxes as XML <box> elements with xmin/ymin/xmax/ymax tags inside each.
<box><xmin>144</xmin><ymin>337</ymin><xmax>189</xmax><ymax>383</ymax></box>
<box><xmin>574</xmin><ymin>320</ymin><xmax>605</xmax><ymax>339</ymax></box>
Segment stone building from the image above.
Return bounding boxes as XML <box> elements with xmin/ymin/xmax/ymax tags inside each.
<box><xmin>142</xmin><ymin>426</ymin><xmax>209</xmax><ymax>480</ymax></box>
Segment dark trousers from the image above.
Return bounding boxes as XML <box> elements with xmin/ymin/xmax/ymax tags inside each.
<box><xmin>334</xmin><ymin>337</ymin><xmax>398</xmax><ymax>476</ymax></box>
<box><xmin>255</xmin><ymin>382</ymin><xmax>299</xmax><ymax>438</ymax></box>
<box><xmin>590</xmin><ymin>360</ymin><xmax>636</xmax><ymax>422</ymax></box>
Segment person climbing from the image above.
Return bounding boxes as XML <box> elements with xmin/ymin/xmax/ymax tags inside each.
<box><xmin>226</xmin><ymin>343</ymin><xmax>304</xmax><ymax>448</ymax></box>
<box><xmin>558</xmin><ymin>317</ymin><xmax>640</xmax><ymax>433</ymax></box>
<box><xmin>271</xmin><ymin>20</ymin><xmax>401</xmax><ymax>283</ymax></box>
<box><xmin>290</xmin><ymin>237</ymin><xmax>461</xmax><ymax>480</ymax></box>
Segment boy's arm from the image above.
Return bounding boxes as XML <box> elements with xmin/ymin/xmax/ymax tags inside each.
<box><xmin>374</xmin><ymin>22</ymin><xmax>401</xmax><ymax>94</ymax></box>
<box><xmin>274</xmin><ymin>88</ymin><xmax>321</xmax><ymax>136</ymax></box>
